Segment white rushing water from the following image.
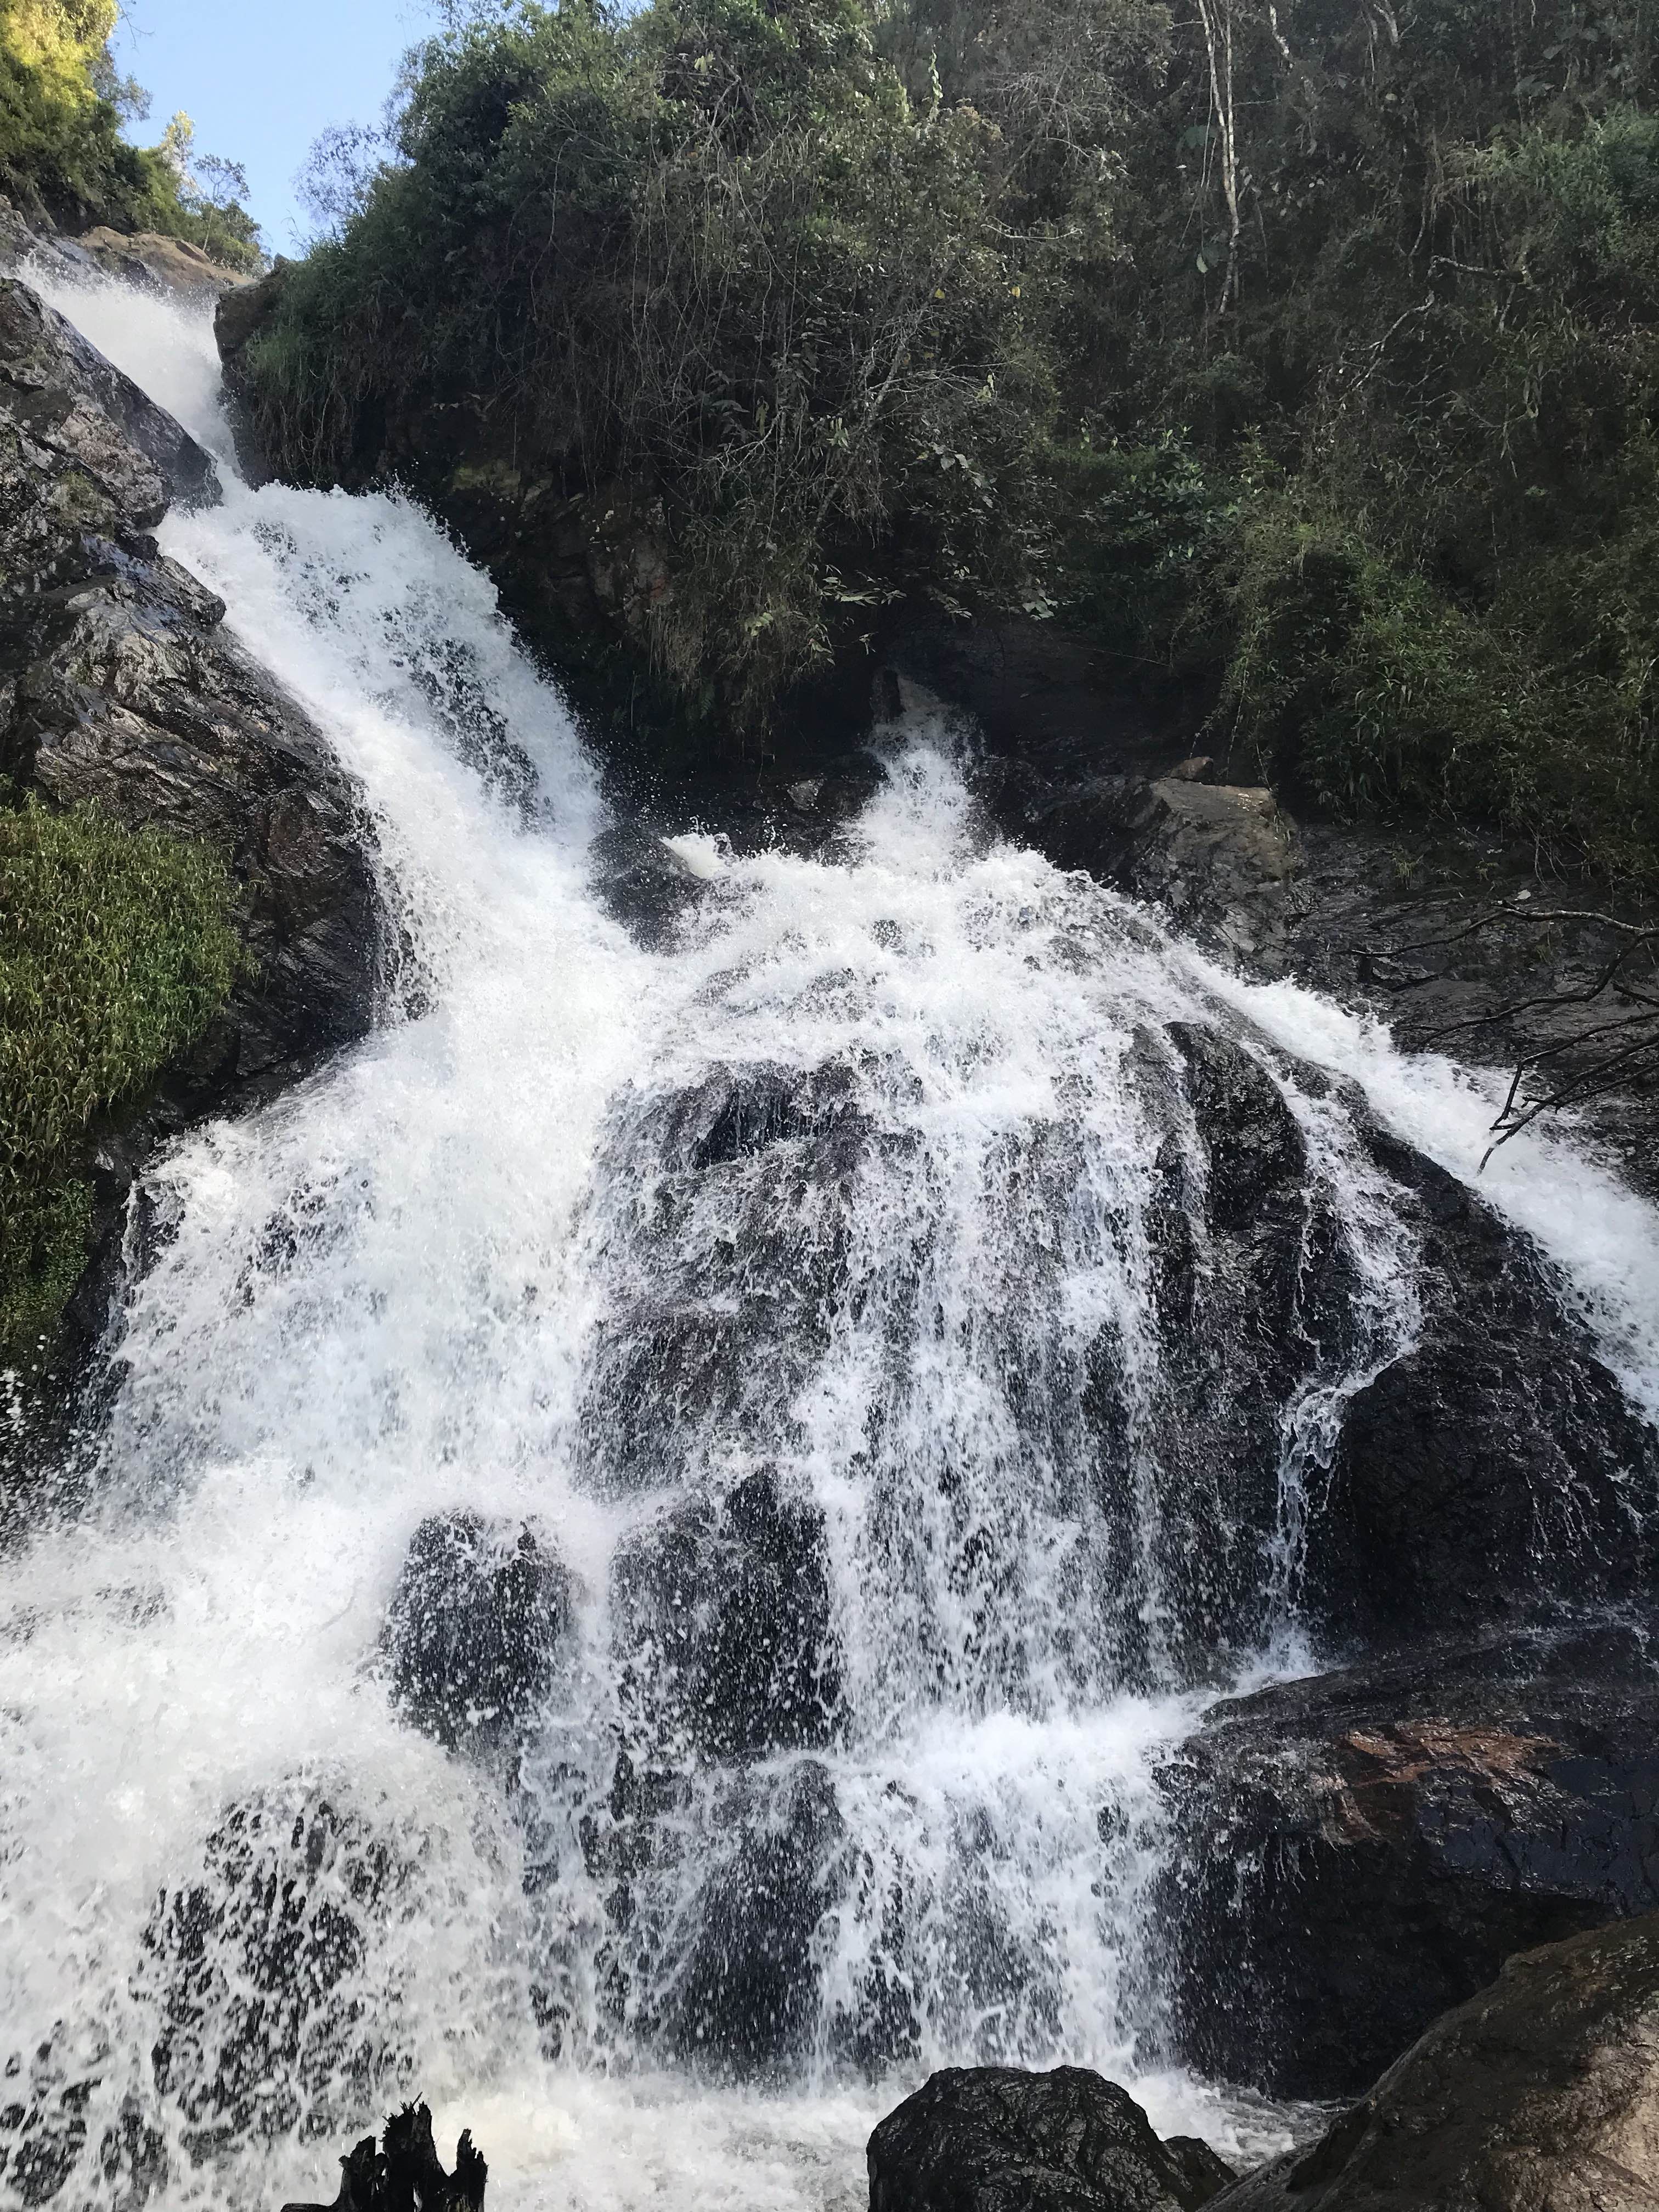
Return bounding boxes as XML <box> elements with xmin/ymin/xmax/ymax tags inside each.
<box><xmin>3</xmin><ymin>271</ymin><xmax>1657</xmax><ymax>2212</ymax></box>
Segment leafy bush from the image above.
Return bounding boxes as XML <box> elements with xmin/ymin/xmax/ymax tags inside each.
<box><xmin>254</xmin><ymin>0</ymin><xmax>1659</xmax><ymax>873</ymax></box>
<box><xmin>0</xmin><ymin>802</ymin><xmax>239</xmax><ymax>1351</ymax></box>
<box><xmin>244</xmin><ymin>0</ymin><xmax>1059</xmax><ymax>729</ymax></box>
<box><xmin>0</xmin><ymin>0</ymin><xmax>262</xmax><ymax>266</ymax></box>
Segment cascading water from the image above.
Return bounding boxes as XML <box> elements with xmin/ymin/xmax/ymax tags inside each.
<box><xmin>3</xmin><ymin>272</ymin><xmax>1658</xmax><ymax>2212</ymax></box>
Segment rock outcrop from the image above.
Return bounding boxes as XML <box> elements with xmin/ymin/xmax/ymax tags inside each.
<box><xmin>610</xmin><ymin>1465</ymin><xmax>843</xmax><ymax>1761</ymax></box>
<box><xmin>1161</xmin><ymin>1621</ymin><xmax>1659</xmax><ymax>2100</ymax></box>
<box><xmin>383</xmin><ymin>1513</ymin><xmax>573</xmax><ymax>1754</ymax></box>
<box><xmin>0</xmin><ymin>275</ymin><xmax>383</xmax><ymax>1364</ymax></box>
<box><xmin>1208</xmin><ymin>1914</ymin><xmax>1659</xmax><ymax>2212</ymax></box>
<box><xmin>1</xmin><ymin>277</ymin><xmax>383</xmax><ymax>1084</ymax></box>
<box><xmin>0</xmin><ymin>198</ymin><xmax>252</xmax><ymax>306</ymax></box>
<box><xmin>1003</xmin><ymin>769</ymin><xmax>1300</xmax><ymax>969</ymax></box>
<box><xmin>72</xmin><ymin>227</ymin><xmax>250</xmax><ymax>302</ymax></box>
<box><xmin>867</xmin><ymin>2067</ymin><xmax>1238</xmax><ymax>2212</ymax></box>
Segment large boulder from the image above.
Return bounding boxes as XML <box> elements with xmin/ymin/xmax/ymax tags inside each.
<box><xmin>1303</xmin><ymin>1124</ymin><xmax>1658</xmax><ymax>1649</ymax></box>
<box><xmin>574</xmin><ymin>1028</ymin><xmax>1654</xmax><ymax>1697</ymax></box>
<box><xmin>867</xmin><ymin>2067</ymin><xmax>1237</xmax><ymax>2212</ymax></box>
<box><xmin>382</xmin><ymin>1513</ymin><xmax>573</xmax><ymax>1753</ymax></box>
<box><xmin>1160</xmin><ymin>1620</ymin><xmax>1659</xmax><ymax>2100</ymax></box>
<box><xmin>1209</xmin><ymin>1914</ymin><xmax>1659</xmax><ymax>2212</ymax></box>
<box><xmin>610</xmin><ymin>1466</ymin><xmax>843</xmax><ymax>1761</ymax></box>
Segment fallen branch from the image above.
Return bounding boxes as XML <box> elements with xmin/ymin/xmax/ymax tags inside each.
<box><xmin>1349</xmin><ymin>901</ymin><xmax>1659</xmax><ymax>1165</ymax></box>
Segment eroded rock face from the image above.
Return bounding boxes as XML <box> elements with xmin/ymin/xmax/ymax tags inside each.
<box><xmin>1306</xmin><ymin>1125</ymin><xmax>1659</xmax><ymax>1649</ymax></box>
<box><xmin>1</xmin><ymin>277</ymin><xmax>384</xmax><ymax>1086</ymax></box>
<box><xmin>73</xmin><ymin>229</ymin><xmax>251</xmax><ymax>304</ymax></box>
<box><xmin>1161</xmin><ymin>1621</ymin><xmax>1659</xmax><ymax>2100</ymax></box>
<box><xmin>574</xmin><ymin>1035</ymin><xmax>1655</xmax><ymax>1696</ymax></box>
<box><xmin>383</xmin><ymin>1514</ymin><xmax>573</xmax><ymax>1753</ymax></box>
<box><xmin>867</xmin><ymin>2067</ymin><xmax>1238</xmax><ymax>2212</ymax></box>
<box><xmin>0</xmin><ymin>275</ymin><xmax>383</xmax><ymax>1421</ymax></box>
<box><xmin>1210</xmin><ymin>1914</ymin><xmax>1659</xmax><ymax>2212</ymax></box>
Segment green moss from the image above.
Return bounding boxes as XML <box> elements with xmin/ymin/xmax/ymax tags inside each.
<box><xmin>0</xmin><ymin>800</ymin><xmax>240</xmax><ymax>1353</ymax></box>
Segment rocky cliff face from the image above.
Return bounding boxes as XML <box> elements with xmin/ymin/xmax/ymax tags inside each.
<box><xmin>0</xmin><ymin>275</ymin><xmax>384</xmax><ymax>1417</ymax></box>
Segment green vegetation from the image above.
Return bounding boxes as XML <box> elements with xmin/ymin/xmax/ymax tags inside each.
<box><xmin>246</xmin><ymin>0</ymin><xmax>1659</xmax><ymax>876</ymax></box>
<box><xmin>0</xmin><ymin>802</ymin><xmax>239</xmax><ymax>1352</ymax></box>
<box><xmin>1</xmin><ymin>0</ymin><xmax>262</xmax><ymax>267</ymax></box>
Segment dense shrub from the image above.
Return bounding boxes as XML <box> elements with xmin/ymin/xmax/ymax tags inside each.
<box><xmin>245</xmin><ymin>0</ymin><xmax>1064</xmax><ymax>726</ymax></box>
<box><xmin>251</xmin><ymin>0</ymin><xmax>1659</xmax><ymax>873</ymax></box>
<box><xmin>0</xmin><ymin>802</ymin><xmax>239</xmax><ymax>1350</ymax></box>
<box><xmin>0</xmin><ymin>0</ymin><xmax>262</xmax><ymax>266</ymax></box>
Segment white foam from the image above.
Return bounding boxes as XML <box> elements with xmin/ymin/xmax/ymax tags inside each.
<box><xmin>0</xmin><ymin>268</ymin><xmax>1648</xmax><ymax>2212</ymax></box>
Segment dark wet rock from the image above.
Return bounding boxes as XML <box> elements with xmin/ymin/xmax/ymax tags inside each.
<box><xmin>611</xmin><ymin>1466</ymin><xmax>843</xmax><ymax>1760</ymax></box>
<box><xmin>1016</xmin><ymin>775</ymin><xmax>1300</xmax><ymax>969</ymax></box>
<box><xmin>1161</xmin><ymin>1620</ymin><xmax>1659</xmax><ymax>2101</ymax></box>
<box><xmin>136</xmin><ymin>1791</ymin><xmax>417</xmax><ymax>2158</ymax></box>
<box><xmin>649</xmin><ymin>1758</ymin><xmax>846</xmax><ymax>2074</ymax></box>
<box><xmin>0</xmin><ymin>2057</ymin><xmax>93</xmax><ymax>2208</ymax></box>
<box><xmin>1278</xmin><ymin>821</ymin><xmax>1659</xmax><ymax>1198</ymax></box>
<box><xmin>1</xmin><ymin>275</ymin><xmax>382</xmax><ymax>1084</ymax></box>
<box><xmin>1115</xmin><ymin>1014</ymin><xmax>1658</xmax><ymax>1667</ymax></box>
<box><xmin>1209</xmin><ymin>1913</ymin><xmax>1659</xmax><ymax>2212</ymax></box>
<box><xmin>0</xmin><ymin>274</ymin><xmax>383</xmax><ymax>1440</ymax></box>
<box><xmin>383</xmin><ymin>1512</ymin><xmax>573</xmax><ymax>1752</ymax></box>
<box><xmin>1164</xmin><ymin>2139</ymin><xmax>1242</xmax><ymax>2205</ymax></box>
<box><xmin>881</xmin><ymin>614</ymin><xmax>1191</xmax><ymax>790</ymax></box>
<box><xmin>588</xmin><ymin>821</ymin><xmax>713</xmax><ymax>946</ymax></box>
<box><xmin>282</xmin><ymin>2101</ymin><xmax>486</xmax><ymax>2212</ymax></box>
<box><xmin>1307</xmin><ymin>1124</ymin><xmax>1659</xmax><ymax>1648</ymax></box>
<box><xmin>576</xmin><ymin>1060</ymin><xmax>878</xmax><ymax>1493</ymax></box>
<box><xmin>867</xmin><ymin>2066</ymin><xmax>1238</xmax><ymax>2212</ymax></box>
<box><xmin>0</xmin><ymin>276</ymin><xmax>217</xmax><ymax>524</ymax></box>
<box><xmin>1079</xmin><ymin>1022</ymin><xmax>1366</xmax><ymax>1678</ymax></box>
<box><xmin>568</xmin><ymin>1751</ymin><xmax>848</xmax><ymax>2078</ymax></box>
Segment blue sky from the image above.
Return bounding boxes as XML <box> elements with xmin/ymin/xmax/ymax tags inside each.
<box><xmin>113</xmin><ymin>0</ymin><xmax>443</xmax><ymax>252</ymax></box>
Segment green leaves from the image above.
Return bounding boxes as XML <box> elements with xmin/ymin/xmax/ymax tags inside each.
<box><xmin>0</xmin><ymin>802</ymin><xmax>239</xmax><ymax>1351</ymax></box>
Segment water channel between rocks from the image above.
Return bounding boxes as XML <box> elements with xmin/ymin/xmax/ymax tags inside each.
<box><xmin>3</xmin><ymin>273</ymin><xmax>1658</xmax><ymax>2212</ymax></box>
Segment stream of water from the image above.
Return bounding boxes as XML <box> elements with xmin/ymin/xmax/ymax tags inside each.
<box><xmin>3</xmin><ymin>272</ymin><xmax>1657</xmax><ymax>2212</ymax></box>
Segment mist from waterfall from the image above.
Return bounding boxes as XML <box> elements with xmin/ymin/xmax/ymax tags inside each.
<box><xmin>2</xmin><ymin>270</ymin><xmax>1657</xmax><ymax>2212</ymax></box>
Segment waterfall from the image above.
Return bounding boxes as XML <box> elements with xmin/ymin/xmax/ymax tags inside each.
<box><xmin>3</xmin><ymin>272</ymin><xmax>1657</xmax><ymax>2212</ymax></box>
